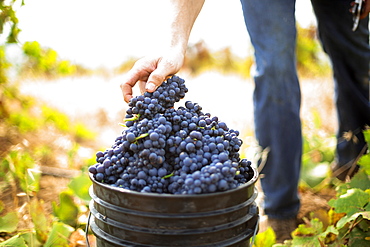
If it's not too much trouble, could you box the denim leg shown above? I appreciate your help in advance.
[240,0,301,219]
[311,0,370,176]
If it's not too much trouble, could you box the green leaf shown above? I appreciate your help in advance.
[25,168,41,194]
[356,214,370,232]
[336,169,370,196]
[328,188,370,216]
[0,234,27,247]
[290,235,321,247]
[346,170,370,192]
[0,211,18,233]
[43,222,74,247]
[346,224,370,246]
[359,128,370,175]
[363,128,370,144]
[289,218,328,246]
[0,200,4,214]
[358,154,370,176]
[293,218,323,236]
[336,212,370,231]
[68,173,92,203]
[353,211,370,221]
[254,227,275,247]
[20,232,43,247]
[52,191,79,227]
[318,225,339,243]
[30,199,50,243]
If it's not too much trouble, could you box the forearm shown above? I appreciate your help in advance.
[165,0,205,55]
[121,0,204,102]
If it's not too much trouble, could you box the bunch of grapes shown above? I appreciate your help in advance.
[125,75,187,120]
[88,75,254,194]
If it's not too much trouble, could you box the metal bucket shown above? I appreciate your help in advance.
[87,166,259,247]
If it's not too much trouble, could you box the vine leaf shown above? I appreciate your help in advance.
[30,198,50,243]
[329,188,370,231]
[291,218,323,246]
[336,171,370,196]
[319,225,339,244]
[328,188,370,216]
[52,191,79,228]
[68,173,92,203]
[43,222,74,247]
[347,224,370,247]
[0,211,18,233]
[359,128,370,175]
[0,234,26,246]
[253,227,276,246]
[359,154,370,176]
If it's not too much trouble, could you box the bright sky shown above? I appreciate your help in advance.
[12,0,316,69]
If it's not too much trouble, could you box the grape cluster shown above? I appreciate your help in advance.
[88,75,254,194]
[125,75,187,120]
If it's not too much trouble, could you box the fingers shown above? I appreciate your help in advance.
[138,80,147,95]
[360,0,370,19]
[121,71,147,103]
[120,59,151,103]
[146,72,167,92]
[121,83,134,103]
[120,53,184,102]
[146,57,182,92]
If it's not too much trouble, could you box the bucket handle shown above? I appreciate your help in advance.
[85,211,92,247]
[250,215,259,247]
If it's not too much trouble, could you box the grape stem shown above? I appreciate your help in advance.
[123,114,140,122]
[135,133,149,140]
[162,172,174,179]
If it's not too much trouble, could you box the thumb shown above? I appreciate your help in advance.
[145,58,182,92]
[146,71,167,93]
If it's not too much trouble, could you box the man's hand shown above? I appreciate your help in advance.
[120,0,204,103]
[360,0,370,19]
[120,52,184,103]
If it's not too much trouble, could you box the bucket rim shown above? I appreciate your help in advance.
[89,165,258,198]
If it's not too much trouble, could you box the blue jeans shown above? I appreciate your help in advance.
[240,0,370,219]
[311,0,370,179]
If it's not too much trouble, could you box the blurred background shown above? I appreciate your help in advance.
[1,0,339,246]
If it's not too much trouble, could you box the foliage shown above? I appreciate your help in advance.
[254,128,370,247]
[0,46,10,84]
[1,2,94,246]
[301,110,336,190]
[52,191,80,228]
[254,227,276,247]
[296,25,330,77]
[20,41,78,78]
[1,26,95,247]
[116,25,330,79]
[0,86,95,245]
[0,211,18,233]
[0,234,26,247]
[182,40,253,78]
[0,0,23,44]
[0,161,92,246]
[1,150,41,195]
[43,222,74,247]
